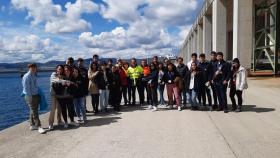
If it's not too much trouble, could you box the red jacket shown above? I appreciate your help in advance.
[119,67,128,86]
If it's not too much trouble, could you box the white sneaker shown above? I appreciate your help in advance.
[152,106,157,111]
[64,123,69,129]
[48,125,54,131]
[38,127,46,134]
[178,107,182,111]
[70,121,79,127]
[148,105,153,110]
[30,126,38,131]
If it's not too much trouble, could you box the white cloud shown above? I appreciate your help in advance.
[79,0,200,58]
[11,0,98,34]
[0,34,60,62]
[100,0,144,24]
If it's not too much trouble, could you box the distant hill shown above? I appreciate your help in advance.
[0,56,175,73]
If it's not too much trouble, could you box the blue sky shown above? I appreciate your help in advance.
[0,0,203,63]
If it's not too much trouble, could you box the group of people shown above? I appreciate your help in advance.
[22,52,248,134]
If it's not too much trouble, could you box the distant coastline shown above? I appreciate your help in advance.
[0,68,55,74]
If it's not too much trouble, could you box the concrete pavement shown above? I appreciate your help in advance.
[0,78,279,158]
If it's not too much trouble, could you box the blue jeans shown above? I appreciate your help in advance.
[73,97,87,120]
[100,90,109,110]
[188,89,198,107]
[158,84,165,105]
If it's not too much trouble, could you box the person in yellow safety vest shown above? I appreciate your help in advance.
[128,58,144,106]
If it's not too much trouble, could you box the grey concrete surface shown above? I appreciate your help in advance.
[0,78,279,158]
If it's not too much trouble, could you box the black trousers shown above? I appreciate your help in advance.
[198,85,212,107]
[229,86,243,107]
[91,94,100,112]
[127,78,132,104]
[120,85,128,105]
[214,83,228,110]
[57,98,75,123]
[210,83,218,107]
[130,79,144,105]
[110,87,121,109]
[147,85,158,106]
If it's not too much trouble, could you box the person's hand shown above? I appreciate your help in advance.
[223,80,227,85]
[66,81,71,86]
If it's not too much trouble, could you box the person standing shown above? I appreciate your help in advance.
[176,57,189,107]
[212,52,231,113]
[22,63,46,134]
[118,62,129,106]
[184,62,203,110]
[127,58,144,106]
[142,63,159,111]
[88,62,100,114]
[77,58,90,113]
[141,59,151,106]
[198,54,213,110]
[158,62,166,106]
[72,67,87,123]
[95,62,110,112]
[108,65,121,111]
[209,51,219,110]
[229,58,248,112]
[49,65,64,130]
[163,64,182,111]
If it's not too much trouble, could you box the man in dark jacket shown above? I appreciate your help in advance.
[198,54,213,110]
[176,57,189,106]
[77,58,90,113]
[209,51,218,109]
[212,52,231,113]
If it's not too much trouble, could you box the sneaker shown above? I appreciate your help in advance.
[38,127,46,134]
[48,125,54,131]
[148,105,153,110]
[178,107,182,111]
[152,106,157,111]
[30,126,38,131]
[70,121,79,127]
[64,123,69,129]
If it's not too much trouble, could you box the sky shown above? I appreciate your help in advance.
[0,0,203,63]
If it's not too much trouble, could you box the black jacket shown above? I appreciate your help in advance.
[162,70,180,84]
[78,66,89,95]
[212,60,231,83]
[108,71,121,90]
[184,70,203,91]
[142,69,159,87]
[95,70,112,90]
[198,61,212,83]
[72,76,87,98]
[176,64,189,78]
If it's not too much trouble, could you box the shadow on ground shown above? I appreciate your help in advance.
[83,116,122,127]
[242,105,275,113]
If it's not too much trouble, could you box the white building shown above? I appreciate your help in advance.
[179,0,280,75]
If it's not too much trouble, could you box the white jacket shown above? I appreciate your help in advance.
[235,66,248,91]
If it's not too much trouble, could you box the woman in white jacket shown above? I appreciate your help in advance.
[229,58,248,112]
